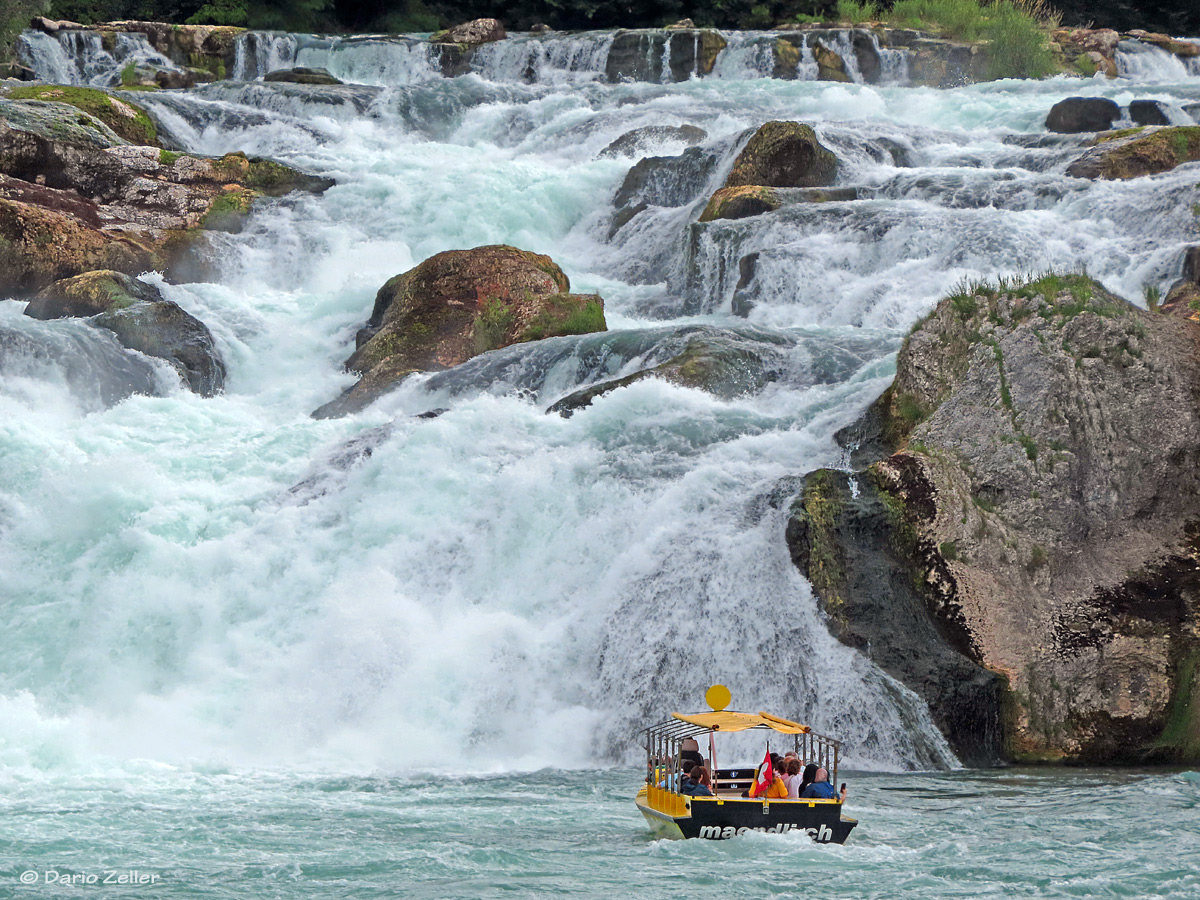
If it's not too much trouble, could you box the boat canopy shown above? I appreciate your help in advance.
[663,710,811,737]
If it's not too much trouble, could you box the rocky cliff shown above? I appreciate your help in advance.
[790,274,1200,764]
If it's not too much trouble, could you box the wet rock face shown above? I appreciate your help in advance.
[724,121,838,189]
[786,468,1005,766]
[316,245,606,418]
[26,270,226,396]
[815,275,1200,764]
[1045,97,1120,133]
[1067,126,1200,180]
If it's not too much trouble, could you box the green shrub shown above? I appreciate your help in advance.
[984,0,1057,79]
[837,0,880,24]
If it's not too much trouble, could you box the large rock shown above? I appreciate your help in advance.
[0,98,333,296]
[906,38,990,87]
[724,121,838,189]
[1066,126,1200,179]
[316,246,607,417]
[432,18,506,45]
[26,270,225,395]
[803,274,1200,764]
[1046,97,1120,134]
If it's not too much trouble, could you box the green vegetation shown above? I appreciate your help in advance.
[835,0,878,24]
[798,468,848,611]
[1156,649,1200,760]
[1144,284,1162,312]
[472,296,516,354]
[881,0,1057,79]
[2,0,48,59]
[939,540,960,562]
[6,84,158,145]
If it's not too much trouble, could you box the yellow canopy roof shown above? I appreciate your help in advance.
[671,710,810,734]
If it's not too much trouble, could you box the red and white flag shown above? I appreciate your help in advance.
[750,748,773,798]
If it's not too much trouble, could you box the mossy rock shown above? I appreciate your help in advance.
[1067,126,1200,180]
[698,185,781,222]
[724,121,838,189]
[25,269,162,319]
[201,187,256,232]
[772,38,800,79]
[0,97,125,150]
[5,86,157,146]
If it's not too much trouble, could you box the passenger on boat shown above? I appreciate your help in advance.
[799,768,839,800]
[783,758,804,798]
[796,762,819,796]
[749,755,788,799]
[680,738,705,767]
[658,758,696,790]
[680,765,714,797]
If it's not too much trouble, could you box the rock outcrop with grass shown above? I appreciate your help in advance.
[790,274,1200,764]
[314,245,607,418]
[1067,126,1200,180]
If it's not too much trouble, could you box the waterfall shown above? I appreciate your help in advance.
[233,31,301,80]
[1115,39,1192,81]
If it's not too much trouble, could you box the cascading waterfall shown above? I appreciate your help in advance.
[4,24,1200,780]
[14,28,180,86]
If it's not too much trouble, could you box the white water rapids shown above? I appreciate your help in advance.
[2,29,1199,777]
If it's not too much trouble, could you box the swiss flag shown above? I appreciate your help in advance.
[750,748,773,798]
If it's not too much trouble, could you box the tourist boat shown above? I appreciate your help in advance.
[635,686,857,842]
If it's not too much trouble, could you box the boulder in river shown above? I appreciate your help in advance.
[698,185,781,222]
[432,18,506,45]
[797,273,1200,764]
[1,84,158,146]
[1128,99,1171,127]
[1066,125,1200,179]
[315,245,607,418]
[1045,97,1120,133]
[26,270,226,395]
[263,67,343,85]
[605,29,726,83]
[723,121,838,189]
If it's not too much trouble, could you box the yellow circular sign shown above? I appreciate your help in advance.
[706,684,732,711]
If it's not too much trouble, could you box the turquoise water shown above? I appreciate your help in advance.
[4,767,1199,898]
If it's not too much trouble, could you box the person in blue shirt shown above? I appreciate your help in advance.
[799,767,843,800]
[680,765,714,797]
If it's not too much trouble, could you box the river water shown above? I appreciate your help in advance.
[2,26,1200,897]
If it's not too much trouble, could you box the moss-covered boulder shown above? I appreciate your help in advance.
[3,85,158,146]
[698,185,781,222]
[1067,126,1200,179]
[724,121,838,189]
[772,38,801,79]
[263,67,343,86]
[315,246,607,418]
[24,269,160,319]
[25,270,226,395]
